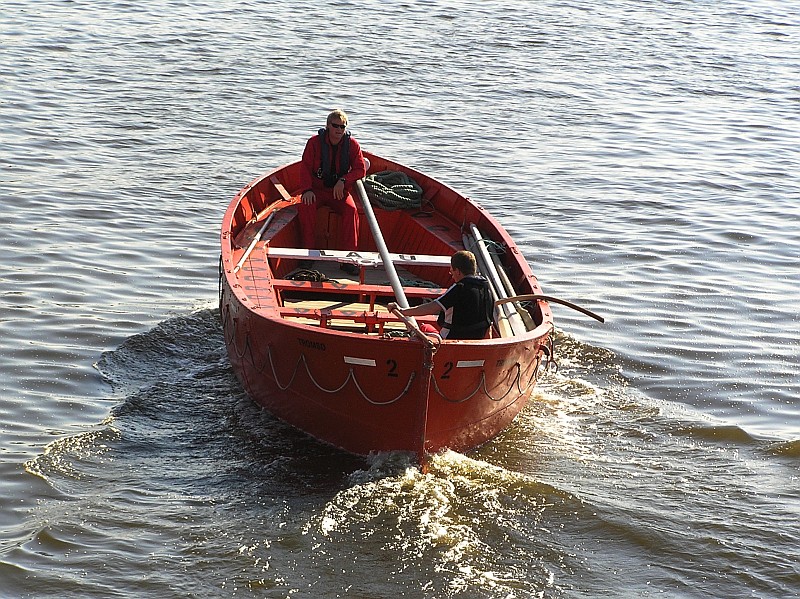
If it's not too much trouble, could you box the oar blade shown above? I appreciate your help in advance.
[233,219,263,248]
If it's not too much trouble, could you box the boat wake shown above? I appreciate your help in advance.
[18,309,797,599]
[297,448,585,597]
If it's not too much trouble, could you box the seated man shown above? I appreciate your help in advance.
[297,108,367,276]
[388,251,494,340]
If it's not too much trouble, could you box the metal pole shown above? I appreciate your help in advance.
[354,180,411,309]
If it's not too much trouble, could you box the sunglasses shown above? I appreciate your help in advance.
[329,123,347,130]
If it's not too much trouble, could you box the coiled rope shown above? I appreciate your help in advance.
[363,170,423,211]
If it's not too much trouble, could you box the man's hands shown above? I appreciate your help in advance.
[333,179,345,200]
[303,180,345,204]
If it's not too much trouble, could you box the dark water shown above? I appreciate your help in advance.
[1,1,798,597]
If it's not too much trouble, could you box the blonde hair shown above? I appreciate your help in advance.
[327,108,348,126]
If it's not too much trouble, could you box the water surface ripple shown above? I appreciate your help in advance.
[1,1,798,597]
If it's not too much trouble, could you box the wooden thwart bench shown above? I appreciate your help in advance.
[265,247,451,267]
[272,279,444,316]
[279,299,439,333]
[266,247,449,331]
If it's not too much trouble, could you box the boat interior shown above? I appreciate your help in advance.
[260,204,455,335]
[252,210,537,337]
[229,172,543,337]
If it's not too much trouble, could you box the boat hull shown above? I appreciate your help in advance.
[221,281,546,456]
[220,152,553,460]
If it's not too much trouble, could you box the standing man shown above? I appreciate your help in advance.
[298,108,366,275]
[389,251,494,340]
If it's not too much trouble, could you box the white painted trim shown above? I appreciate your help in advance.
[456,360,485,368]
[344,357,377,367]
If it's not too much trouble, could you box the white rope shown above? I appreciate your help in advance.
[266,345,415,406]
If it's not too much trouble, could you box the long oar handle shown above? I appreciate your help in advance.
[232,196,298,274]
[233,211,277,274]
[354,180,410,309]
[495,294,605,323]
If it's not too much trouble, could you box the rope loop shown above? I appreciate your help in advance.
[363,170,424,211]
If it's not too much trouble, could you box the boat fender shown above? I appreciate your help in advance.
[315,128,351,188]
[542,336,558,373]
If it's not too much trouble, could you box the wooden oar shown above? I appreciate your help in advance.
[233,210,277,275]
[355,179,432,468]
[232,195,298,274]
[487,242,536,331]
[389,306,438,348]
[234,204,275,248]
[495,294,605,323]
[464,226,526,338]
